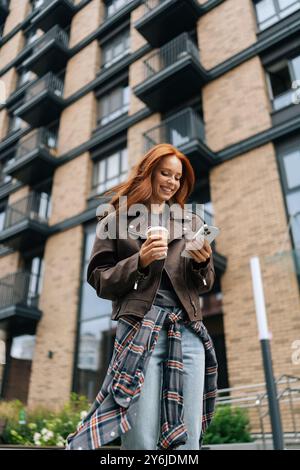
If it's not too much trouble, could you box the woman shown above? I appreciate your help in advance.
[66,143,218,450]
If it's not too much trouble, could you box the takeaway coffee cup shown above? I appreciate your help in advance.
[146,225,169,260]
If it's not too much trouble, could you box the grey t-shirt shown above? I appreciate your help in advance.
[148,209,184,309]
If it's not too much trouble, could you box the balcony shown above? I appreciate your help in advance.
[0,0,9,23]
[134,0,201,47]
[3,128,58,185]
[143,107,216,172]
[0,191,51,251]
[22,25,70,76]
[133,32,207,112]
[14,72,64,127]
[0,271,42,336]
[30,0,76,32]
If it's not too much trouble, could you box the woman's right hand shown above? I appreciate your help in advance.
[138,235,168,269]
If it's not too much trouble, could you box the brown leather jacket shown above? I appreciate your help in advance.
[87,208,216,322]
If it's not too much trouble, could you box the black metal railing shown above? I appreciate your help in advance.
[143,107,205,151]
[24,71,64,102]
[3,191,51,229]
[11,128,57,163]
[0,271,40,309]
[143,32,199,80]
[32,24,69,53]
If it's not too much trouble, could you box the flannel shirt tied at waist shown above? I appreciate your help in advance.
[66,305,218,450]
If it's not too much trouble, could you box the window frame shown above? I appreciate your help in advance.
[97,84,130,126]
[91,147,128,196]
[254,0,300,31]
[101,28,130,70]
[265,52,300,110]
[276,140,300,251]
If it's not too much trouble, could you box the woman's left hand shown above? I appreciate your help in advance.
[187,238,212,264]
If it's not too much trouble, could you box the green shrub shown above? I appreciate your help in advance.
[0,393,90,447]
[203,405,253,445]
[0,399,24,422]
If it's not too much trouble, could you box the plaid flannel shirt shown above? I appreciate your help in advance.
[66,305,218,450]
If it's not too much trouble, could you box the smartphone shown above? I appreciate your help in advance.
[181,224,220,258]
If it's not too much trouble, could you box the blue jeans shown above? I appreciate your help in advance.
[120,307,205,450]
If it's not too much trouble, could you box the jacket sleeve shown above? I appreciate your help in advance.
[87,223,149,301]
[188,254,216,294]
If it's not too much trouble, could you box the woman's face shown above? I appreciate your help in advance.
[151,155,183,204]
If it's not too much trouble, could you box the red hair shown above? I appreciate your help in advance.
[99,143,195,216]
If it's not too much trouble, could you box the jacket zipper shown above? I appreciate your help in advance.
[133,252,166,292]
[133,270,147,290]
[191,256,207,286]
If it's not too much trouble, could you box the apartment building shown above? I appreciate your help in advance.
[0,0,300,434]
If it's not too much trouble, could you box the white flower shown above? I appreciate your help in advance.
[80,411,88,420]
[34,432,42,446]
[39,428,54,442]
[56,436,65,447]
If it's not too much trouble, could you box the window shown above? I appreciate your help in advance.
[10,335,36,361]
[266,54,300,110]
[0,22,5,39]
[74,225,117,401]
[101,29,130,69]
[105,0,133,19]
[0,160,12,186]
[17,69,36,89]
[279,147,300,249]
[25,256,45,306]
[0,338,5,365]
[7,114,27,135]
[46,129,58,149]
[44,124,59,150]
[3,334,36,402]
[92,148,128,195]
[0,201,7,231]
[24,28,42,48]
[254,0,300,31]
[98,85,130,125]
[35,192,52,221]
[31,0,44,11]
[0,0,9,37]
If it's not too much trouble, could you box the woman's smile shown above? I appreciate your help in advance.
[160,186,174,195]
